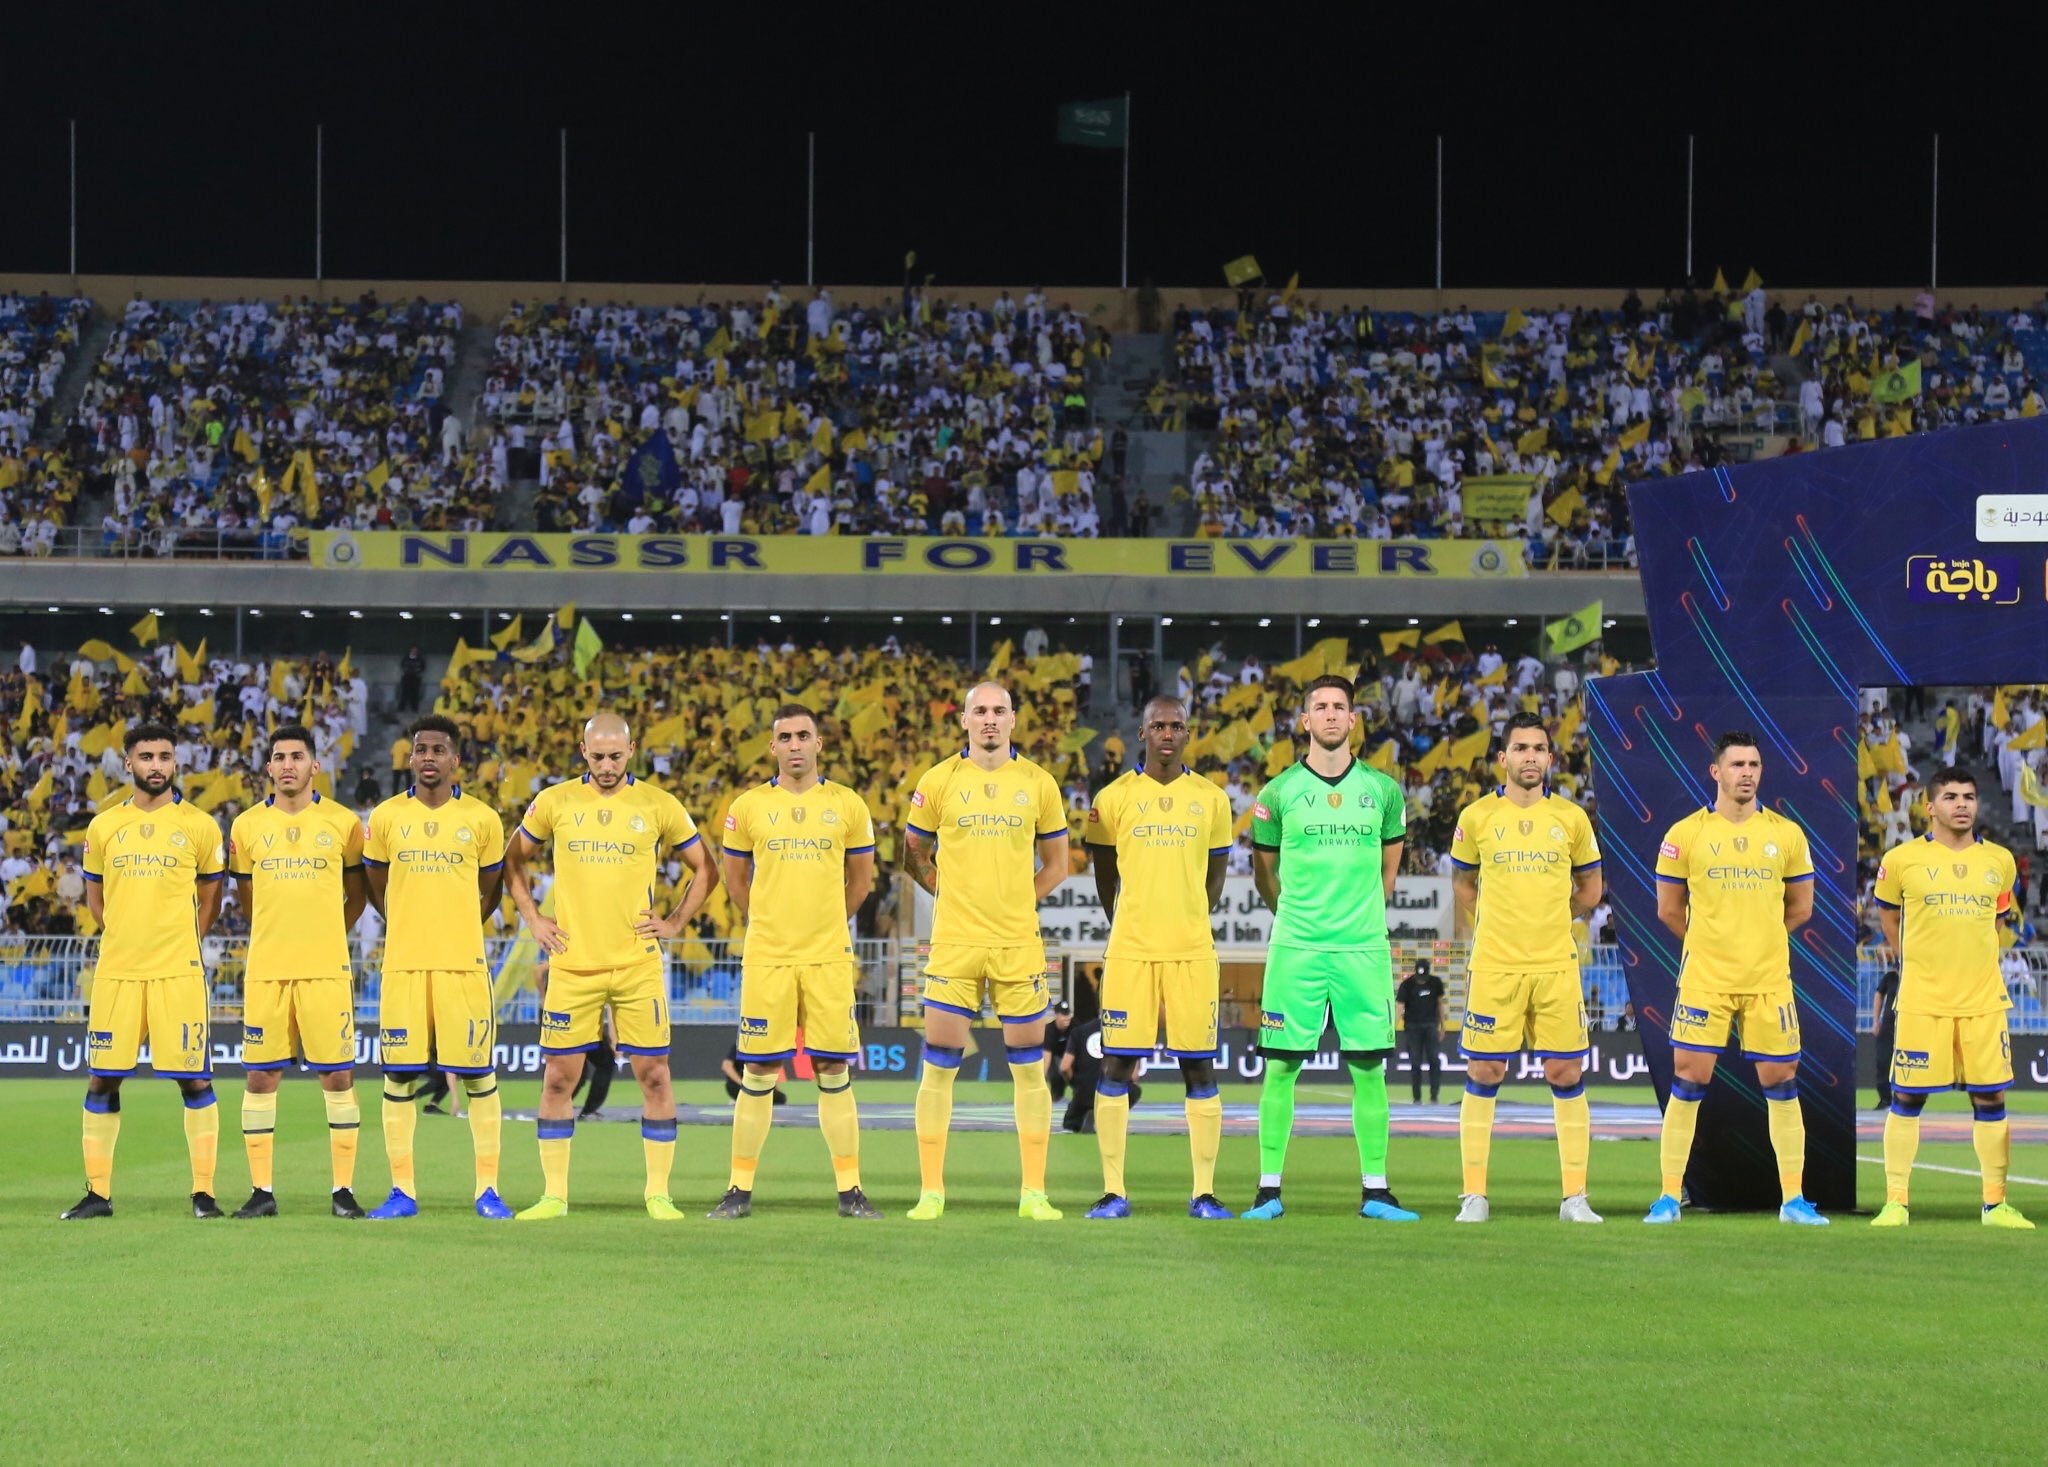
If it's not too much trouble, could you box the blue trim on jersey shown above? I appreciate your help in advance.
[1890,1081,1958,1095]
[478,860,504,873]
[922,998,979,1019]
[1529,1047,1593,1060]
[1784,872,1815,882]
[1458,1043,1522,1060]
[1871,896,1900,909]
[1653,873,1686,884]
[88,1065,135,1077]
[616,1044,670,1057]
[1036,829,1065,840]
[722,845,754,861]
[1572,860,1602,871]
[241,1059,291,1072]
[1965,1082,2014,1094]
[1447,857,1479,870]
[81,871,103,882]
[737,1047,798,1063]
[196,871,224,883]
[150,1068,213,1081]
[844,844,876,856]
[1101,1045,1156,1057]
[361,857,388,868]
[673,834,701,852]
[517,824,541,845]
[380,1064,430,1075]
[905,822,936,839]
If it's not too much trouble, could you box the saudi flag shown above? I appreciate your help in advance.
[1057,98,1127,148]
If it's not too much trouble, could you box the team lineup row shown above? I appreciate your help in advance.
[59,676,2032,1229]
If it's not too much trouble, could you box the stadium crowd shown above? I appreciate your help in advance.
[0,294,94,552]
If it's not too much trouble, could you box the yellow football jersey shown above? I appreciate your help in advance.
[229,793,363,981]
[906,749,1066,948]
[82,793,227,981]
[364,786,505,973]
[1448,789,1601,969]
[1654,807,1814,992]
[520,773,700,972]
[1084,768,1232,961]
[723,778,876,963]
[1874,834,2015,1016]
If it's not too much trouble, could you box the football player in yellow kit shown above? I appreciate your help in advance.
[710,703,880,1219]
[1871,767,2033,1229]
[902,682,1070,1221]
[506,712,716,1221]
[227,725,369,1219]
[62,722,229,1220]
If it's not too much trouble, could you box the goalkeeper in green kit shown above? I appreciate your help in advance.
[1242,675,1417,1222]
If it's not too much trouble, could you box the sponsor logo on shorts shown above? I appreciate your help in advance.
[383,1027,408,1045]
[1259,1010,1286,1032]
[88,1030,113,1050]
[1464,1012,1496,1034]
[1675,1004,1711,1027]
[1102,1008,1128,1030]
[540,1010,572,1031]
[245,1025,265,1043]
[739,1015,770,1036]
[1895,1049,1931,1072]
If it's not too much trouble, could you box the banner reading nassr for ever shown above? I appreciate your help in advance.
[310,531,1524,579]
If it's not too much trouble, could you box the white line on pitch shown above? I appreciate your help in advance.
[1856,1154,2048,1187]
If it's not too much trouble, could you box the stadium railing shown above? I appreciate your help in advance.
[6,939,2028,1033]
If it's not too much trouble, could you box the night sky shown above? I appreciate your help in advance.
[2,17,2022,292]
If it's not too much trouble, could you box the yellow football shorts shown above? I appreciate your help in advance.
[1891,1010,2013,1094]
[378,968,496,1075]
[540,957,669,1057]
[923,940,1051,1024]
[243,977,357,1072]
[737,959,859,1062]
[1669,985,1801,1061]
[1100,956,1220,1057]
[86,974,212,1078]
[1459,967,1590,1060]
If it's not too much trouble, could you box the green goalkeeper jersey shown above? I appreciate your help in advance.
[1250,758,1406,951]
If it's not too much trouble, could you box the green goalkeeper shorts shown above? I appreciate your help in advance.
[1256,945,1395,1055]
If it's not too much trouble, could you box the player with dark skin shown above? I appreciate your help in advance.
[1089,697,1228,1104]
[364,725,505,927]
[237,734,368,1114]
[80,737,225,1145]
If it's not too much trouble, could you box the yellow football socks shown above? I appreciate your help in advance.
[1762,1083,1805,1203]
[325,1086,360,1192]
[241,1088,277,1192]
[728,1075,777,1192]
[382,1076,419,1196]
[815,1073,862,1191]
[82,1092,119,1198]
[1095,1080,1131,1196]
[464,1078,502,1197]
[1658,1077,1707,1198]
[536,1116,574,1201]
[1185,1084,1223,1198]
[1009,1047,1052,1194]
[1552,1082,1590,1198]
[1883,1107,1920,1206]
[1460,1079,1499,1196]
[915,1045,962,1196]
[642,1115,678,1199]
[1973,1103,2010,1208]
[183,1088,220,1196]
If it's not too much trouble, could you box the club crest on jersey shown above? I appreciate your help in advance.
[630,815,646,832]
[1357,792,1374,808]
[821,808,838,824]
[1188,800,1203,815]
[424,821,439,838]
[1550,825,1564,840]
[1327,792,1343,808]
[456,827,472,843]
[140,823,155,839]
[1955,862,1969,879]
[984,783,999,799]
[1985,869,2002,887]
[316,830,333,847]
[1764,842,1779,858]
[170,831,186,847]
[1013,791,1029,807]
[598,808,613,827]
[1518,819,1534,836]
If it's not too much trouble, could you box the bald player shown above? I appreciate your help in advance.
[902,681,1070,1222]
[505,713,716,1221]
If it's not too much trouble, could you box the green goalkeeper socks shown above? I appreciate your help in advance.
[1257,1056,1302,1181]
[1348,1058,1390,1181]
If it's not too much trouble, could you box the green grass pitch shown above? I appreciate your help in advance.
[2,1078,2041,1461]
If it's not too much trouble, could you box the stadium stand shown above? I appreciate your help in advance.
[0,294,94,550]
[69,294,475,556]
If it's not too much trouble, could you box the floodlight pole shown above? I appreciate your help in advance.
[1930,132,1939,293]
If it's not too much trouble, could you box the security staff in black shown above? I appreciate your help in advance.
[1396,959,1447,1102]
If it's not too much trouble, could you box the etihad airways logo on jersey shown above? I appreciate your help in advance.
[1302,822,1381,840]
[565,839,641,856]
[1132,823,1202,839]
[109,852,184,871]
[955,813,1026,830]
[764,836,838,853]
[1704,865,1776,881]
[1919,891,1997,910]
[255,855,333,873]
[1489,849,1564,866]
[397,849,468,866]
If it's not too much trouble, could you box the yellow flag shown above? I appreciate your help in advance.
[1057,726,1098,755]
[1247,703,1274,737]
[1788,319,1811,357]
[1515,425,1549,456]
[1618,419,1651,450]
[1220,682,1263,715]
[1502,308,1528,338]
[366,460,391,493]
[1547,485,1586,527]
[849,703,891,742]
[121,666,148,697]
[554,602,577,630]
[803,463,831,497]
[2009,720,2047,753]
[490,615,525,650]
[76,638,118,662]
[290,448,319,517]
[986,639,1014,678]
[1273,648,1323,684]
[337,648,353,684]
[175,639,207,682]
[1379,628,1421,656]
[1710,267,1729,293]
[1739,268,1761,295]
[129,612,160,646]
[1423,620,1465,647]
[232,426,258,463]
[177,700,215,727]
[25,769,54,808]
[1448,727,1492,770]
[268,660,289,700]
[1366,739,1398,775]
[1264,739,1296,776]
